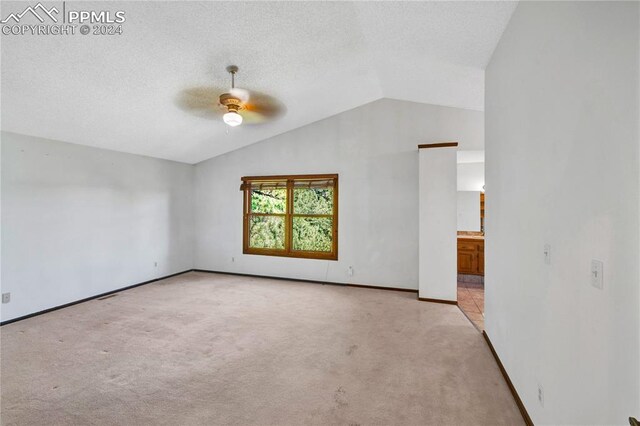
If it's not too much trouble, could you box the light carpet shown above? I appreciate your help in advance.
[1,271,523,425]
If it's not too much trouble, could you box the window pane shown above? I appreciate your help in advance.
[292,217,333,252]
[293,187,333,215]
[251,188,286,214]
[249,216,285,250]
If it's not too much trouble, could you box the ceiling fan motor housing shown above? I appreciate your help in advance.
[219,92,242,113]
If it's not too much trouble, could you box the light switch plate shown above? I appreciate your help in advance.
[591,260,604,289]
[1,293,10,304]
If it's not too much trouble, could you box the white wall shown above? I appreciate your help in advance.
[194,98,483,289]
[457,162,484,192]
[1,132,194,322]
[485,2,639,424]
[419,147,457,301]
[457,191,481,232]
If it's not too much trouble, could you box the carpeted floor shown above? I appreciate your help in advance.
[1,272,524,425]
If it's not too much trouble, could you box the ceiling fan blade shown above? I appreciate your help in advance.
[175,86,225,119]
[241,92,286,122]
[238,109,270,124]
[229,87,250,103]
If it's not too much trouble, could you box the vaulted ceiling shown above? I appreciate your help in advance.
[1,1,517,164]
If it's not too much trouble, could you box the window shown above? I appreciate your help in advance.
[241,174,338,260]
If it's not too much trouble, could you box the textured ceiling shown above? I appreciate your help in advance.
[1,1,517,164]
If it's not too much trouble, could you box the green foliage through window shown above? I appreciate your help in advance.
[249,216,285,249]
[251,189,286,214]
[294,188,333,215]
[292,217,332,251]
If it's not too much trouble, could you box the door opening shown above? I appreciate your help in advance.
[456,153,485,330]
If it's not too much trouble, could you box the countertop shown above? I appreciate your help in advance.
[457,233,485,240]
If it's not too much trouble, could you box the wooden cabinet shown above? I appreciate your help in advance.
[457,237,484,275]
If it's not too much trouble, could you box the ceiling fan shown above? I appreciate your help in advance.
[176,65,285,127]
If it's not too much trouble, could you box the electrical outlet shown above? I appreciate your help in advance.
[231,257,235,263]
[591,260,604,289]
[544,244,551,265]
[347,266,354,277]
[538,384,544,407]
[2,293,10,304]
[154,261,158,267]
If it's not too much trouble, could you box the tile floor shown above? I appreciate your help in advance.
[457,281,484,331]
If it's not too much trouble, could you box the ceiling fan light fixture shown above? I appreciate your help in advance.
[223,111,243,127]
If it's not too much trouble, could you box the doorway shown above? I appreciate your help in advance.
[456,152,485,330]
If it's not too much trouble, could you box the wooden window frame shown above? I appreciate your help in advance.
[241,174,338,260]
